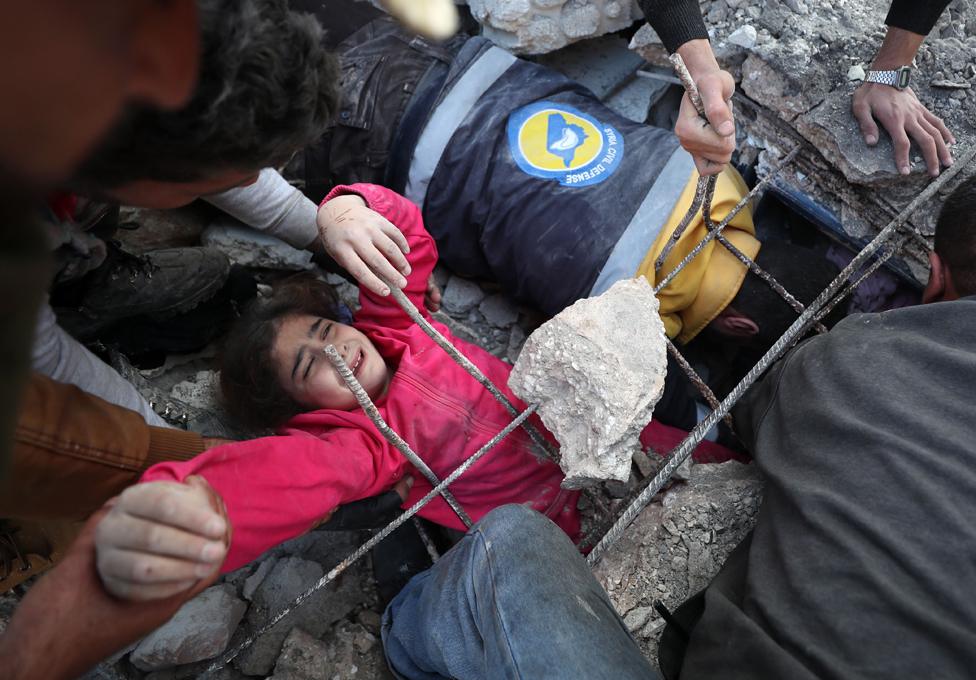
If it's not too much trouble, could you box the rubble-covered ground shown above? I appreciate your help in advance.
[3,1,973,677]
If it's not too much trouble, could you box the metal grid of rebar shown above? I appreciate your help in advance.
[203,60,975,674]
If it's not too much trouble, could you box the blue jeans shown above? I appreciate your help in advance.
[382,505,661,679]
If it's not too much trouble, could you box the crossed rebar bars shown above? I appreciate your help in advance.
[201,57,973,675]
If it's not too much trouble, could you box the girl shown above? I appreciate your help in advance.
[142,184,581,571]
[142,183,736,572]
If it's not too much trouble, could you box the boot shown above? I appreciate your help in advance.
[0,519,81,593]
[78,246,231,324]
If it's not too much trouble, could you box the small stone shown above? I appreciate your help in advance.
[632,450,656,478]
[441,277,485,314]
[931,79,971,90]
[847,64,865,81]
[243,557,277,601]
[782,0,808,14]
[727,25,757,49]
[131,586,247,671]
[270,628,332,680]
[479,294,519,327]
[623,606,653,633]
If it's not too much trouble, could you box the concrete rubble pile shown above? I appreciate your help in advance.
[509,278,668,487]
[629,0,976,279]
[467,0,646,54]
[593,462,764,659]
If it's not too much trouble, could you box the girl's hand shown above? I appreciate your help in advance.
[317,194,412,296]
[94,476,230,601]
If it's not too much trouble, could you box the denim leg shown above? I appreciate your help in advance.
[382,505,661,680]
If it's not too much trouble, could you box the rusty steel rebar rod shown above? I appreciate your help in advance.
[664,338,734,432]
[205,404,539,675]
[323,344,473,528]
[713,232,830,335]
[587,143,976,567]
[387,285,558,461]
[653,145,802,296]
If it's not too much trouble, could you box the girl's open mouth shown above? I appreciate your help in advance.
[351,349,364,377]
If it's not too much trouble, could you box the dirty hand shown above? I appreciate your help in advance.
[317,194,411,297]
[0,503,223,680]
[852,83,954,176]
[95,476,230,601]
[425,274,442,312]
[674,68,736,176]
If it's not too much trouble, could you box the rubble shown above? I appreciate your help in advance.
[627,0,976,278]
[440,275,486,314]
[594,461,763,658]
[234,555,364,676]
[468,0,644,54]
[509,278,667,486]
[130,586,247,671]
[478,294,519,327]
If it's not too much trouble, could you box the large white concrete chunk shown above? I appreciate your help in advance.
[469,0,645,55]
[508,277,667,487]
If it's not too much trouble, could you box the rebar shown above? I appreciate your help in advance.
[387,285,558,460]
[587,143,975,567]
[323,344,472,528]
[204,404,538,675]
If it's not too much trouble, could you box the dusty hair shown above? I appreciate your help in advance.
[220,273,340,429]
[728,240,845,350]
[74,0,339,187]
[934,176,976,297]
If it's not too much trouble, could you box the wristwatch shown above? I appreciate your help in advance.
[865,66,912,90]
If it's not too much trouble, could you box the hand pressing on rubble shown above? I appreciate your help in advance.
[852,26,954,177]
[95,476,230,601]
[673,39,736,176]
[318,193,412,297]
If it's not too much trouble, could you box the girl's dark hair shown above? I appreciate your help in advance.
[220,273,340,429]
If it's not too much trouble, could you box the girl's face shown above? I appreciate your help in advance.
[272,313,391,411]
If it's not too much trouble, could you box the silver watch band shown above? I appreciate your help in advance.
[865,66,911,90]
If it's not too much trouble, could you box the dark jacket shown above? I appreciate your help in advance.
[664,298,976,678]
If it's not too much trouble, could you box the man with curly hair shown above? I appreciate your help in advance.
[2,0,341,594]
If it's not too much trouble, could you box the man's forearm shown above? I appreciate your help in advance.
[871,26,926,69]
[639,0,708,54]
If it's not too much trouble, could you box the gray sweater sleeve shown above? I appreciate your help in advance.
[638,0,709,54]
[31,300,169,428]
[204,168,319,249]
[885,0,951,36]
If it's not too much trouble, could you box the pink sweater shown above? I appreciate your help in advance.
[143,184,580,571]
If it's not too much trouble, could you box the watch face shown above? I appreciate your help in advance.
[897,68,911,89]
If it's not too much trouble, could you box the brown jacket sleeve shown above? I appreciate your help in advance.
[0,373,204,520]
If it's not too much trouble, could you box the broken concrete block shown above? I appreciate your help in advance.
[130,586,247,671]
[233,556,364,676]
[594,461,763,660]
[469,0,644,55]
[508,277,667,487]
[441,276,485,314]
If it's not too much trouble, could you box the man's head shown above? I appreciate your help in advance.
[924,176,976,303]
[707,240,844,350]
[73,0,340,209]
[0,1,199,195]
